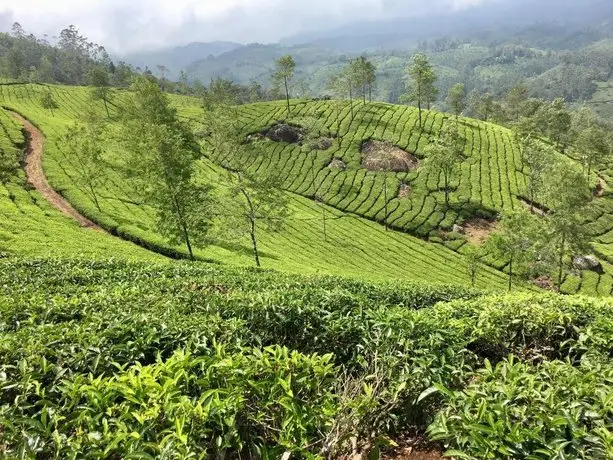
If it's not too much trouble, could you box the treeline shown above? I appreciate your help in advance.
[0,23,136,87]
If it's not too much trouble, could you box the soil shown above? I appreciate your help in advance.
[520,199,547,217]
[329,158,347,170]
[362,140,419,172]
[463,217,498,245]
[265,122,305,143]
[9,111,102,231]
[383,448,443,459]
[596,177,606,197]
[398,183,412,198]
[533,275,555,291]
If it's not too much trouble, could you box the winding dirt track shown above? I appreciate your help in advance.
[10,111,103,231]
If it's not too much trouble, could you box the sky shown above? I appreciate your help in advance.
[0,0,493,53]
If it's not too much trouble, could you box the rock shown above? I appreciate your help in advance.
[266,123,301,143]
[328,158,346,170]
[453,224,464,234]
[572,255,604,273]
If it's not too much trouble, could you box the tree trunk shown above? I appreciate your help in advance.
[369,84,372,102]
[284,76,290,116]
[417,101,422,129]
[444,174,449,208]
[557,235,566,289]
[171,194,194,261]
[103,98,110,118]
[321,200,327,242]
[383,174,388,231]
[183,223,194,261]
[250,216,260,267]
[508,258,513,292]
[363,83,366,104]
[89,184,101,211]
[349,86,354,122]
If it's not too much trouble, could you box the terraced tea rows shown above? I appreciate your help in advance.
[0,83,510,289]
[0,105,159,260]
[210,99,613,295]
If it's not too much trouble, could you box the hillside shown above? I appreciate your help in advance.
[2,83,613,294]
[1,81,613,457]
[0,83,513,290]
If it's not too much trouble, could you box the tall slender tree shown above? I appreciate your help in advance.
[120,76,214,260]
[61,114,106,211]
[273,55,296,116]
[88,66,112,118]
[402,53,438,128]
[422,124,463,208]
[486,210,545,291]
[447,83,466,120]
[543,161,591,288]
[222,170,290,267]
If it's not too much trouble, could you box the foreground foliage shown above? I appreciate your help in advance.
[1,257,612,458]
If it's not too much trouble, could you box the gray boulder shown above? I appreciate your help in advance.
[572,255,604,274]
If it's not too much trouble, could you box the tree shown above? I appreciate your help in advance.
[202,78,239,109]
[88,66,112,118]
[273,55,296,116]
[469,91,497,122]
[486,210,545,291]
[222,170,290,267]
[543,161,591,288]
[422,124,463,208]
[447,83,466,119]
[506,83,529,121]
[519,135,552,212]
[39,89,59,115]
[402,53,438,128]
[156,64,169,90]
[464,246,481,288]
[329,62,359,124]
[576,126,610,176]
[61,115,106,211]
[178,70,190,95]
[352,56,376,103]
[120,76,214,260]
[298,114,330,239]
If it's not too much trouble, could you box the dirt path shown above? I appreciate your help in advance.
[10,111,102,231]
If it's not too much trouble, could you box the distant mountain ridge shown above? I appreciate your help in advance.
[122,41,243,77]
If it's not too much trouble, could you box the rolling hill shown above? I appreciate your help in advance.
[1,81,613,458]
[1,83,612,295]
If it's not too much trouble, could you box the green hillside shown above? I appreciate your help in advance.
[0,83,514,290]
[2,82,611,294]
[1,82,613,457]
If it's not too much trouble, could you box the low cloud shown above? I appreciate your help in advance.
[1,0,493,53]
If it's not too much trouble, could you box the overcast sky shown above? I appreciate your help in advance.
[0,0,493,53]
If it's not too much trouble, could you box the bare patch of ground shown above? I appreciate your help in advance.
[9,111,102,231]
[329,158,346,170]
[520,199,547,217]
[384,448,443,460]
[257,122,334,150]
[463,217,498,245]
[362,140,419,172]
[533,275,555,291]
[595,176,606,197]
[398,183,412,198]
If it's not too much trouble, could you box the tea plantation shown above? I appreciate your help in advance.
[1,258,612,458]
[2,83,613,293]
[1,82,613,458]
